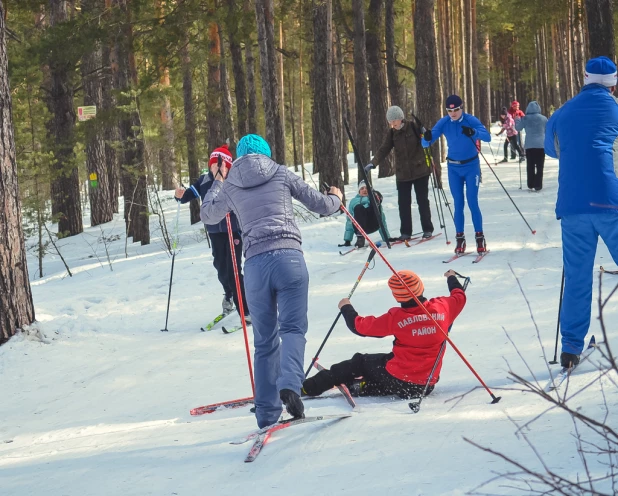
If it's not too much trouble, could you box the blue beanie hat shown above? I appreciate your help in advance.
[236,134,272,158]
[445,94,463,109]
[584,56,617,87]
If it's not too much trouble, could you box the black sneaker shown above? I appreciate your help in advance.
[422,231,433,239]
[560,352,580,369]
[354,236,365,248]
[498,158,508,163]
[398,234,412,241]
[519,156,525,163]
[280,389,305,419]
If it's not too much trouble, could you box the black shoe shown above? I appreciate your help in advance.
[475,231,487,253]
[499,158,508,164]
[560,352,580,369]
[398,234,412,241]
[348,381,366,397]
[422,231,433,239]
[519,157,525,163]
[455,232,466,254]
[280,389,305,419]
[354,236,365,248]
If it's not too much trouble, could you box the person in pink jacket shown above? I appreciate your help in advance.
[496,107,525,163]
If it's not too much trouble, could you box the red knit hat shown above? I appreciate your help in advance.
[209,144,233,168]
[388,270,424,302]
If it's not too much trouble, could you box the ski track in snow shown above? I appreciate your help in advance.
[1,130,618,495]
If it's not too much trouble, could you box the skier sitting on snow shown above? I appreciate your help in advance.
[339,180,390,248]
[302,269,466,399]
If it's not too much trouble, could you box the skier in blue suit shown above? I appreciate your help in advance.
[545,56,618,368]
[422,95,491,254]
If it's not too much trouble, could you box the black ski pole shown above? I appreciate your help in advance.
[161,201,181,332]
[343,119,391,248]
[409,274,470,413]
[422,146,452,244]
[305,245,380,378]
[472,138,537,235]
[549,268,565,364]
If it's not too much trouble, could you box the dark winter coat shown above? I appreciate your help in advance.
[177,172,240,234]
[201,154,341,259]
[370,120,439,183]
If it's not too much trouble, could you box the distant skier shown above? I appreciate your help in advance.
[509,100,526,158]
[367,105,439,240]
[175,144,250,322]
[545,56,618,368]
[515,101,547,191]
[201,134,343,428]
[421,94,491,254]
[302,269,466,399]
[339,180,390,248]
[496,107,525,163]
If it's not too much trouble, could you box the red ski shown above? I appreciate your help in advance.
[442,252,472,263]
[190,396,254,416]
[313,361,357,409]
[472,250,490,264]
[407,233,442,247]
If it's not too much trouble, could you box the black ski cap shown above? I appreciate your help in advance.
[445,95,463,109]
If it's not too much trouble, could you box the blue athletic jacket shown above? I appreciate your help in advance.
[421,113,491,162]
[545,83,618,218]
[177,172,240,233]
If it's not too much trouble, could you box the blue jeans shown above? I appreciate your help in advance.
[447,160,483,233]
[561,214,618,354]
[244,249,309,428]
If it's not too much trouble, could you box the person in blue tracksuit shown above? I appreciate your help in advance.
[545,56,618,368]
[421,94,491,254]
[175,144,250,321]
[339,181,390,248]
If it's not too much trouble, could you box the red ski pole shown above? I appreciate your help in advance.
[226,213,255,396]
[334,197,500,404]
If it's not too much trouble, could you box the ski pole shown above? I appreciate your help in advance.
[409,275,470,413]
[344,119,391,248]
[423,147,451,244]
[226,213,256,395]
[473,138,537,235]
[333,196,500,404]
[305,245,380,378]
[518,151,523,190]
[549,268,565,364]
[161,201,182,332]
[423,147,455,222]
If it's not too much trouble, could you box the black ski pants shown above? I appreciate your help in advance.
[303,352,434,399]
[504,135,524,159]
[352,203,380,237]
[397,175,434,236]
[526,148,545,190]
[210,232,249,315]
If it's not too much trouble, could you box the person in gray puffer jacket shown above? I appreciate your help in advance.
[515,101,548,191]
[201,134,343,428]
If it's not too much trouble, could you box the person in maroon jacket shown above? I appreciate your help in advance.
[302,269,466,399]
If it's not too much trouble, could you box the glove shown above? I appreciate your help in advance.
[338,240,352,247]
[421,138,430,149]
[461,126,475,137]
[423,129,432,142]
[364,163,376,172]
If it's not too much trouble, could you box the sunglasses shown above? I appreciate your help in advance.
[446,107,462,113]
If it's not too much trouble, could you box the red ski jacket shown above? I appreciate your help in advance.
[343,283,466,385]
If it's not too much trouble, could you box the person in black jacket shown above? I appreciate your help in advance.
[175,144,250,321]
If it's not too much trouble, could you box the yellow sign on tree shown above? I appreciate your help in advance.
[89,172,98,189]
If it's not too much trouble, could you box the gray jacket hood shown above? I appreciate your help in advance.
[227,154,278,189]
[526,101,542,114]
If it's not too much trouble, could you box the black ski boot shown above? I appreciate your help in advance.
[475,232,487,254]
[560,352,580,369]
[354,236,365,248]
[455,232,466,254]
[280,389,305,419]
[422,231,433,239]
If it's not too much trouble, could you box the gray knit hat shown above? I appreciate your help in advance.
[386,106,405,122]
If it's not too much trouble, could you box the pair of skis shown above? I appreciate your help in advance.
[200,309,234,332]
[442,250,490,264]
[544,336,597,392]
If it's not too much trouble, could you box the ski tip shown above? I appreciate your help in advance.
[590,335,596,346]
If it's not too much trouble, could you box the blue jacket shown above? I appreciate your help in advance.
[201,154,341,259]
[545,83,618,217]
[343,192,390,242]
[178,172,240,234]
[422,113,491,162]
[515,101,547,149]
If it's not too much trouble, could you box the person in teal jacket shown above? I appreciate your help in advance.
[340,181,390,248]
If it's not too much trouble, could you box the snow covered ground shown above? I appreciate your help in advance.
[2,135,617,495]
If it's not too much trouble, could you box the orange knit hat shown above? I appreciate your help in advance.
[388,270,424,302]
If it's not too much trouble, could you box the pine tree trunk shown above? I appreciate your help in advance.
[299,4,306,178]
[311,0,343,192]
[245,42,258,134]
[254,0,285,163]
[366,0,393,177]
[226,0,248,137]
[0,0,35,345]
[336,32,350,185]
[414,0,441,165]
[385,0,401,106]
[181,39,201,225]
[101,42,119,213]
[47,0,83,237]
[477,30,491,129]
[585,0,614,60]
[207,22,223,150]
[82,0,113,227]
[220,33,237,151]
[352,0,370,175]
[470,0,479,116]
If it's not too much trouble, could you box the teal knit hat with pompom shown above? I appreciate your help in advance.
[236,134,272,158]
